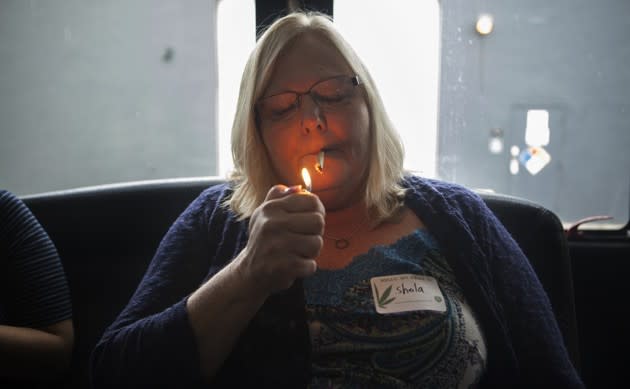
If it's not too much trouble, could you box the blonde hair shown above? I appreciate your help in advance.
[227,11,406,222]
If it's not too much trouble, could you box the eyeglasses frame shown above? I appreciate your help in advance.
[255,74,361,124]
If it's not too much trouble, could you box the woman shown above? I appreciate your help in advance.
[91,12,583,388]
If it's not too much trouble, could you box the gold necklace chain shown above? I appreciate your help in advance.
[323,215,368,249]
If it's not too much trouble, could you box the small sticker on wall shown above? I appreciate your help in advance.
[519,146,551,175]
[525,109,550,147]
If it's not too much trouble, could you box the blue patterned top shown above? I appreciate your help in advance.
[304,229,487,388]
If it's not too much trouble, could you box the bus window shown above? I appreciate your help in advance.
[334,0,629,230]
[0,1,220,195]
[217,0,255,178]
[435,0,630,229]
[335,0,440,178]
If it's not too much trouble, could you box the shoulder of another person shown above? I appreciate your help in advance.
[0,189,20,209]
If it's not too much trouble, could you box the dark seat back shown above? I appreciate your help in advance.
[22,178,224,388]
[21,178,579,387]
[480,192,580,371]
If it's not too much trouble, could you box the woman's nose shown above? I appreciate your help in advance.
[300,94,326,134]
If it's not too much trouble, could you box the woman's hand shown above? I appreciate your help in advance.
[237,184,325,295]
[186,184,324,381]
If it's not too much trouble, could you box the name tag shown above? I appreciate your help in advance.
[370,274,446,314]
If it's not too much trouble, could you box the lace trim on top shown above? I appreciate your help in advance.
[304,229,487,388]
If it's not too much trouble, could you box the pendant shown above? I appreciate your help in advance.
[334,239,350,249]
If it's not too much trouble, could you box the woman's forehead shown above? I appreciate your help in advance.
[264,33,351,93]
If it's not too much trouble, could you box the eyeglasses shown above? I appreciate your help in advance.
[256,75,361,123]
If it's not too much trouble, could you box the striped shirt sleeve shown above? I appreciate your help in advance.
[0,190,72,328]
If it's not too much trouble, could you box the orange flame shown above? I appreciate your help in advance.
[301,168,312,192]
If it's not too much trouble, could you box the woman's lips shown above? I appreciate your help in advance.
[299,153,322,174]
[298,147,343,189]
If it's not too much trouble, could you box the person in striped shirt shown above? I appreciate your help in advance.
[0,189,73,382]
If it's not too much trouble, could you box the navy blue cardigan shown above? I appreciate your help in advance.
[91,176,583,388]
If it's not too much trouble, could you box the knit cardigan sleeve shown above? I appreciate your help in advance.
[464,189,584,387]
[403,176,583,388]
[90,184,240,388]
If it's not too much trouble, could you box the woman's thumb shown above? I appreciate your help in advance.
[265,184,302,201]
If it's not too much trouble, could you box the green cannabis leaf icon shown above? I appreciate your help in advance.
[375,284,396,308]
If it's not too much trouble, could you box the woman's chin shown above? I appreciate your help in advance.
[314,185,360,211]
